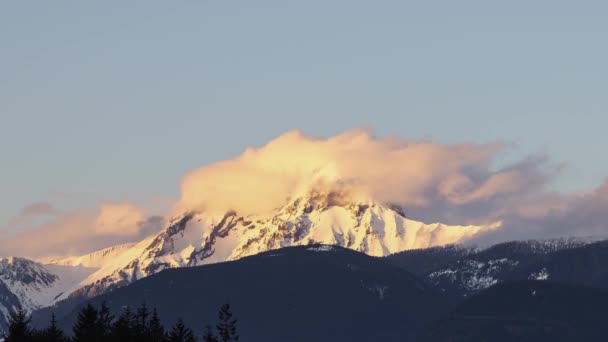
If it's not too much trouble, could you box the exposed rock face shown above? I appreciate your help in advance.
[63,190,497,299]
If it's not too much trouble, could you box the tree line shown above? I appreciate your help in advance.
[4,302,238,342]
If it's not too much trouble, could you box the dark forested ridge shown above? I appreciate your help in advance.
[385,238,608,302]
[421,280,608,341]
[20,241,608,341]
[32,246,447,342]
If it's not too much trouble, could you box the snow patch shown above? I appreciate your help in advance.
[360,280,389,300]
[428,258,519,292]
[529,268,549,280]
[307,245,335,252]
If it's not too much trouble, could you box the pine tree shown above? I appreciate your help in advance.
[147,307,167,342]
[97,302,113,339]
[41,313,66,342]
[111,306,136,342]
[134,302,150,341]
[202,325,218,342]
[168,318,196,342]
[72,303,101,342]
[4,306,32,342]
[216,304,238,342]
[30,329,46,342]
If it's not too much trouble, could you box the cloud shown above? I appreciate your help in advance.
[3,128,608,259]
[19,202,59,217]
[178,127,608,242]
[0,201,164,259]
[471,179,608,244]
[94,202,148,236]
[0,201,61,234]
[176,128,554,220]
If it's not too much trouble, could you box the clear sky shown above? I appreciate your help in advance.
[1,1,607,226]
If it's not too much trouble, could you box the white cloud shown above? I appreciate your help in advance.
[176,128,552,219]
[3,128,608,259]
[0,201,163,259]
[472,179,608,244]
[94,202,148,236]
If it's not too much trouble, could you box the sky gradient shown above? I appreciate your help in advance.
[1,1,607,231]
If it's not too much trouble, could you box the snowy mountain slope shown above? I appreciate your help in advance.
[386,238,596,302]
[59,190,499,299]
[0,257,104,333]
[0,189,497,330]
[1,205,603,337]
[0,258,58,313]
[0,258,69,332]
[45,242,137,268]
[425,238,594,297]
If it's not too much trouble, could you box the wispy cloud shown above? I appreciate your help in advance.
[471,179,608,244]
[0,201,163,259]
[1,128,607,259]
[0,201,61,234]
[19,202,59,217]
[176,128,555,221]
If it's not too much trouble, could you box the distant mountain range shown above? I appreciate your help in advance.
[0,190,495,331]
[385,237,603,303]
[2,190,608,339]
[30,241,608,341]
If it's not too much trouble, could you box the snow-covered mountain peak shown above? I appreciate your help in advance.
[276,187,402,220]
[0,257,65,331]
[0,191,500,332]
[60,194,499,300]
[0,257,58,287]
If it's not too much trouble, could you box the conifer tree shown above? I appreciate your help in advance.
[4,306,32,342]
[1,302,243,342]
[111,306,137,342]
[216,304,238,342]
[72,303,101,342]
[134,302,150,341]
[41,313,66,342]
[202,325,218,342]
[168,318,196,342]
[97,302,113,339]
[147,307,167,342]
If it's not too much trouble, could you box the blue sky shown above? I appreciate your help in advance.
[1,1,607,227]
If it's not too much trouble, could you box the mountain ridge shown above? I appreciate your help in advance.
[33,245,449,342]
[56,190,498,300]
[0,190,498,333]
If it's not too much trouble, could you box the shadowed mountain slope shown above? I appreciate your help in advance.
[34,245,448,342]
[422,280,608,342]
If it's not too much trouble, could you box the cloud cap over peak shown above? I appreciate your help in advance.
[177,128,552,219]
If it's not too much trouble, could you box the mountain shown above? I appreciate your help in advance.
[0,257,59,316]
[0,258,60,332]
[7,235,608,338]
[49,190,497,300]
[385,238,597,302]
[0,190,495,333]
[34,245,449,342]
[0,256,103,333]
[422,280,608,341]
